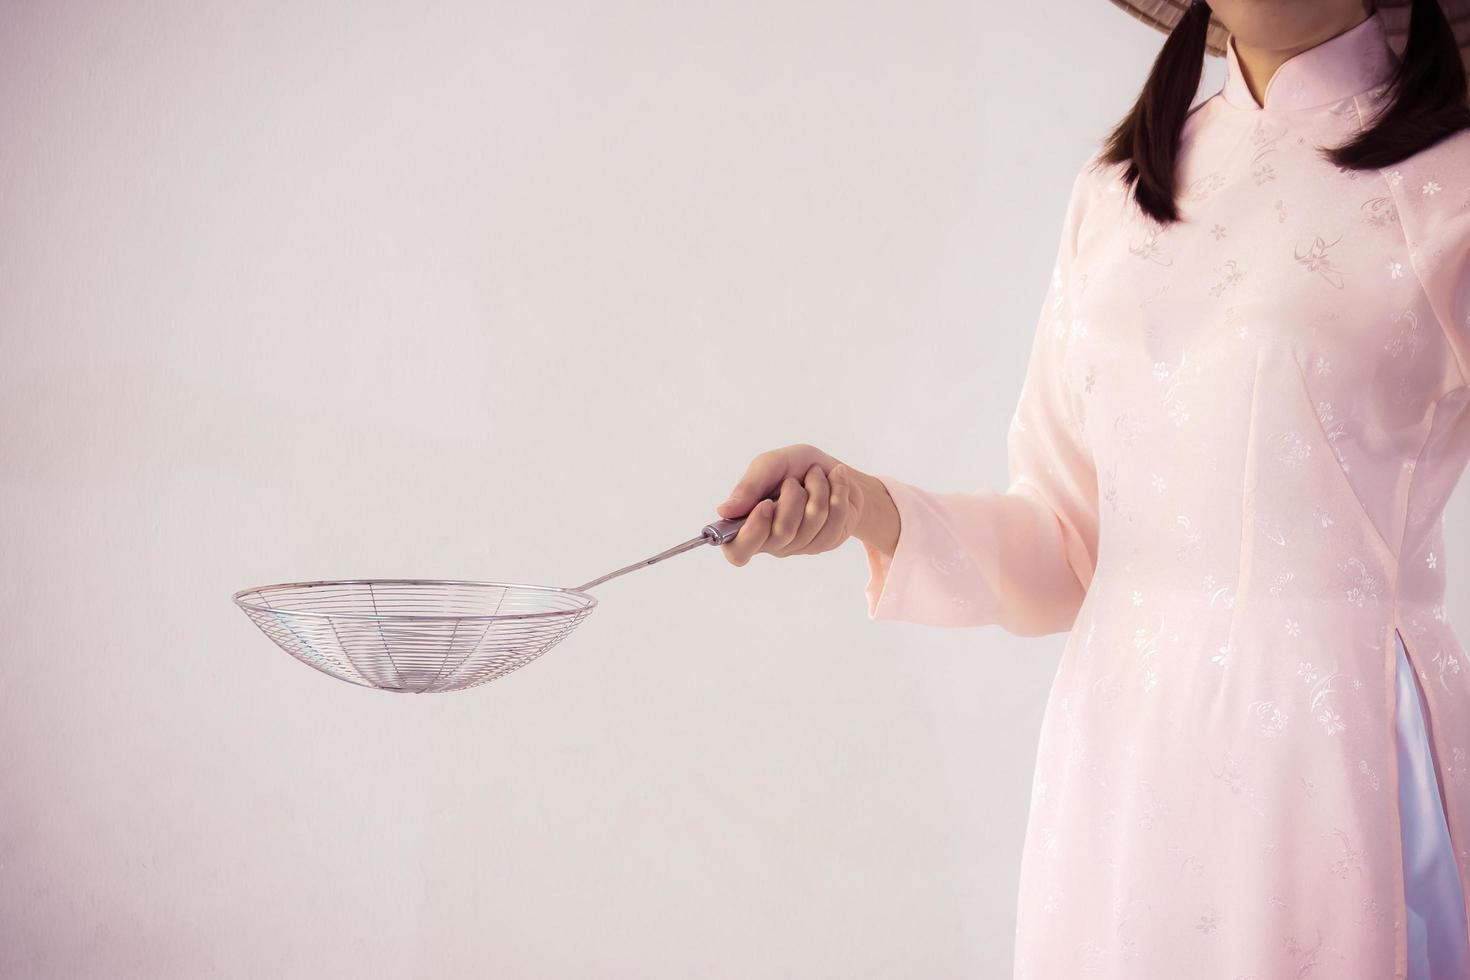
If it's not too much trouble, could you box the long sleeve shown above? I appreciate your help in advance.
[860,160,1101,637]
[1397,159,1470,391]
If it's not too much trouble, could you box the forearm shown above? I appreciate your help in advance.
[852,469,900,559]
[855,473,1095,635]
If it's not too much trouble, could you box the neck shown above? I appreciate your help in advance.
[1231,9,1373,108]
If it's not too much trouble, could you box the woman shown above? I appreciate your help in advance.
[714,1,1470,977]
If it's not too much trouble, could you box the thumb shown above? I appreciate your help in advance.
[715,484,759,518]
[716,456,782,517]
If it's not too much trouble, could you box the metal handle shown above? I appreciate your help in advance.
[701,516,746,545]
[569,499,773,593]
[701,494,782,544]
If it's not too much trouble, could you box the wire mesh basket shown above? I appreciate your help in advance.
[232,580,597,694]
[232,513,748,694]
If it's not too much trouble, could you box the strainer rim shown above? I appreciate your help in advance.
[231,578,598,624]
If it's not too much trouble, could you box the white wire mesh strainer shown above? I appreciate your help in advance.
[232,514,748,694]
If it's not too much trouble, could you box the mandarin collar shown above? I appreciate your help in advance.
[1220,9,1398,111]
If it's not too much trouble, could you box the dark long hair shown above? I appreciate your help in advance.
[1099,0,1470,225]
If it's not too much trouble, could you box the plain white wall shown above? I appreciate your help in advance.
[6,2,1462,978]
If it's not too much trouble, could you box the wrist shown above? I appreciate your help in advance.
[853,470,900,557]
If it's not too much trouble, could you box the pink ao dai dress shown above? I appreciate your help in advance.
[861,11,1470,979]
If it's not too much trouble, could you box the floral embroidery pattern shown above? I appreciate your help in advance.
[1152,350,1196,427]
[1249,699,1289,738]
[1327,828,1364,878]
[1248,117,1284,185]
[1257,517,1290,547]
[1283,925,1326,976]
[1340,556,1381,606]
[1174,514,1202,561]
[1383,308,1423,359]
[1294,234,1347,288]
[1133,615,1179,693]
[1315,401,1350,472]
[1271,429,1312,467]
[1185,171,1227,202]
[1297,660,1347,735]
[1169,844,1206,879]
[1128,226,1172,265]
[1360,195,1397,226]
[1209,259,1244,297]
[1210,750,1266,816]
[928,542,973,575]
[1103,461,1121,514]
[1267,569,1295,596]
[1431,641,1463,692]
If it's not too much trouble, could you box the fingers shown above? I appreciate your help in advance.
[772,463,830,556]
[805,462,856,553]
[716,452,785,520]
[761,473,808,556]
[715,447,859,567]
[723,498,776,567]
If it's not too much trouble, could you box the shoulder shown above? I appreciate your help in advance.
[1375,127,1470,385]
[1065,148,1132,247]
[1066,149,1127,218]
[1378,126,1470,237]
[1378,128,1470,293]
[1182,91,1226,141]
[1381,124,1470,185]
[1077,149,1123,190]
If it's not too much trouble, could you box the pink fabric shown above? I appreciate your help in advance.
[861,10,1470,978]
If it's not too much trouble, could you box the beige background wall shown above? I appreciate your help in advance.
[4,1,1452,977]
